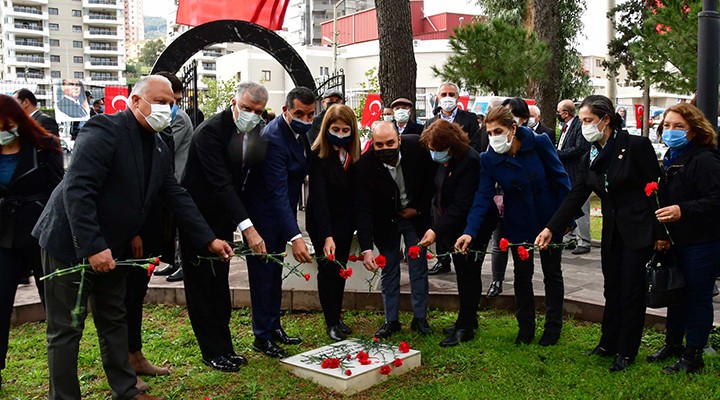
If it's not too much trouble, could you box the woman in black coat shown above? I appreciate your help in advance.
[418,119,497,347]
[648,103,720,374]
[0,94,63,387]
[306,104,361,341]
[536,95,663,372]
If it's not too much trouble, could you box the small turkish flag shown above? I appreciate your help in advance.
[457,96,470,111]
[104,86,129,115]
[361,93,382,128]
[634,104,644,129]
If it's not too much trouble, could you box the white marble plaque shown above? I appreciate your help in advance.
[281,339,421,395]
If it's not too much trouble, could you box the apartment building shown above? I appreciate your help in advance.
[123,0,143,44]
[285,0,372,46]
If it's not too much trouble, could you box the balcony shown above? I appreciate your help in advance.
[83,0,123,10]
[83,13,121,26]
[9,6,48,20]
[10,55,51,68]
[13,0,49,5]
[10,22,48,37]
[85,44,122,55]
[83,29,122,40]
[16,72,46,80]
[200,63,217,72]
[85,59,125,71]
[11,39,49,52]
[200,50,223,59]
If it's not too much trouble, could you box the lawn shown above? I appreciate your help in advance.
[590,193,602,241]
[5,306,720,399]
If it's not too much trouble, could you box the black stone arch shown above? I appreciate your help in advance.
[151,20,316,92]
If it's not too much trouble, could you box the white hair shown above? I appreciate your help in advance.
[436,82,459,96]
[235,81,268,104]
[130,75,172,98]
[529,105,541,116]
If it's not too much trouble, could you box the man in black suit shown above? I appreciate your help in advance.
[356,121,435,338]
[391,97,423,135]
[90,99,104,117]
[556,99,592,255]
[31,76,233,400]
[14,88,59,136]
[529,104,557,145]
[180,81,269,371]
[306,89,343,145]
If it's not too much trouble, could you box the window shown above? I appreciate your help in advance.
[50,39,60,47]
[49,23,59,31]
[320,66,329,77]
[51,71,61,78]
[73,41,83,48]
[72,10,81,17]
[72,25,82,33]
[50,55,60,62]
[49,7,58,15]
[73,56,83,63]
[74,72,84,79]
[262,70,271,81]
[595,59,602,68]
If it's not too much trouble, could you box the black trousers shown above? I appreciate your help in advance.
[599,231,652,358]
[453,239,490,329]
[313,234,352,327]
[512,246,564,336]
[0,245,44,371]
[180,239,234,361]
[124,268,151,352]
[42,250,139,400]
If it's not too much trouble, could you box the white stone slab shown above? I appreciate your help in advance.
[281,339,421,395]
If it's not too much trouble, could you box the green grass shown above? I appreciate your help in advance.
[5,306,720,399]
[590,194,602,241]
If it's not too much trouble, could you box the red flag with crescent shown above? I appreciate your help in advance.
[361,94,382,128]
[634,104,645,129]
[176,0,290,30]
[457,96,470,111]
[104,86,129,115]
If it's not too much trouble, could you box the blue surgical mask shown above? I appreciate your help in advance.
[287,113,312,135]
[430,149,451,163]
[662,129,689,149]
[328,129,352,147]
[100,106,105,113]
[171,104,178,122]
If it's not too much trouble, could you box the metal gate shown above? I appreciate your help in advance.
[314,70,345,100]
[180,60,200,128]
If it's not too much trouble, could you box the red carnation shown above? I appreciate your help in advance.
[321,359,330,369]
[328,253,335,261]
[204,397,210,400]
[153,257,161,265]
[392,358,403,367]
[645,181,659,197]
[379,365,392,375]
[373,336,380,343]
[346,354,352,360]
[375,255,387,268]
[147,264,155,277]
[304,273,311,281]
[356,351,369,361]
[348,255,358,262]
[426,252,434,260]
[345,369,352,376]
[398,341,410,353]
[346,267,353,277]
[518,246,530,261]
[408,245,421,259]
[360,358,372,365]
[499,238,510,252]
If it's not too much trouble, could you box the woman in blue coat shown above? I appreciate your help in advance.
[456,106,572,346]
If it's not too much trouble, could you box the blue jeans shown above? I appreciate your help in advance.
[376,218,429,322]
[666,241,720,348]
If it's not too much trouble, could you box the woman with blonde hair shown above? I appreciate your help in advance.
[306,104,361,341]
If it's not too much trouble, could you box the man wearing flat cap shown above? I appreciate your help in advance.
[307,89,344,145]
[390,98,423,136]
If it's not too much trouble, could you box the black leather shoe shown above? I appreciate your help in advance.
[538,331,560,346]
[273,328,302,345]
[253,339,288,358]
[154,264,179,276]
[609,355,634,372]
[564,242,576,250]
[202,355,240,372]
[663,347,704,374]
[487,281,503,298]
[572,246,591,255]
[374,321,401,339]
[647,343,683,363]
[338,318,352,335]
[442,325,455,335]
[226,352,248,366]
[440,328,474,347]
[410,317,432,335]
[326,325,347,342]
[428,261,451,275]
[166,267,183,282]
[515,331,535,345]
[588,345,613,357]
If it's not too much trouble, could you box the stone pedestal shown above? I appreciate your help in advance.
[281,339,421,395]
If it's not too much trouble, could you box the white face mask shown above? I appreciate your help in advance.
[394,108,410,123]
[489,130,514,154]
[382,114,394,122]
[235,106,262,133]
[528,117,537,128]
[581,119,606,143]
[439,96,457,113]
[140,98,172,132]
[0,127,19,146]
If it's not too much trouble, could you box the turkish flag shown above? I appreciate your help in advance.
[176,0,290,30]
[104,86,129,115]
[457,96,470,111]
[634,104,644,129]
[361,94,382,128]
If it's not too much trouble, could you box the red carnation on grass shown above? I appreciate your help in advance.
[645,181,659,197]
[147,264,155,277]
[304,273,311,281]
[426,252,434,260]
[398,341,410,353]
[517,246,530,261]
[345,369,352,376]
[499,238,510,252]
[379,365,392,375]
[204,397,210,400]
[373,336,380,343]
[392,358,403,367]
[408,245,422,259]
[348,255,358,262]
[328,253,335,261]
[375,255,387,268]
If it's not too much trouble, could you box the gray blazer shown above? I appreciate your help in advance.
[172,108,193,182]
[32,109,215,264]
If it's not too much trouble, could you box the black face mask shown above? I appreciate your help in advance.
[375,147,400,165]
[557,113,565,123]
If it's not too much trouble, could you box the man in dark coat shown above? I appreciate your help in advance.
[14,88,59,136]
[390,97,423,135]
[306,89,343,145]
[529,104,556,145]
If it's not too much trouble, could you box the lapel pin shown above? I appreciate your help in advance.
[157,147,162,153]
[618,155,624,159]
[621,148,626,152]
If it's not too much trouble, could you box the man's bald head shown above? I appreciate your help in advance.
[372,121,400,151]
[556,99,576,123]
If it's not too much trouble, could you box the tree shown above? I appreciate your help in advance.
[375,0,417,109]
[432,19,550,96]
[138,39,167,69]
[124,61,148,85]
[532,0,562,128]
[199,77,237,118]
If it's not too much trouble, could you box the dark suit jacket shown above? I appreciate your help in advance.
[557,116,590,182]
[182,107,266,241]
[32,110,215,263]
[0,136,63,248]
[425,109,485,153]
[306,109,326,146]
[534,123,556,146]
[242,116,311,250]
[547,131,661,250]
[305,149,356,251]
[355,134,435,251]
[396,120,424,136]
[32,110,59,136]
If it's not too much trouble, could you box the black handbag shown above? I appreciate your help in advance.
[646,250,685,308]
